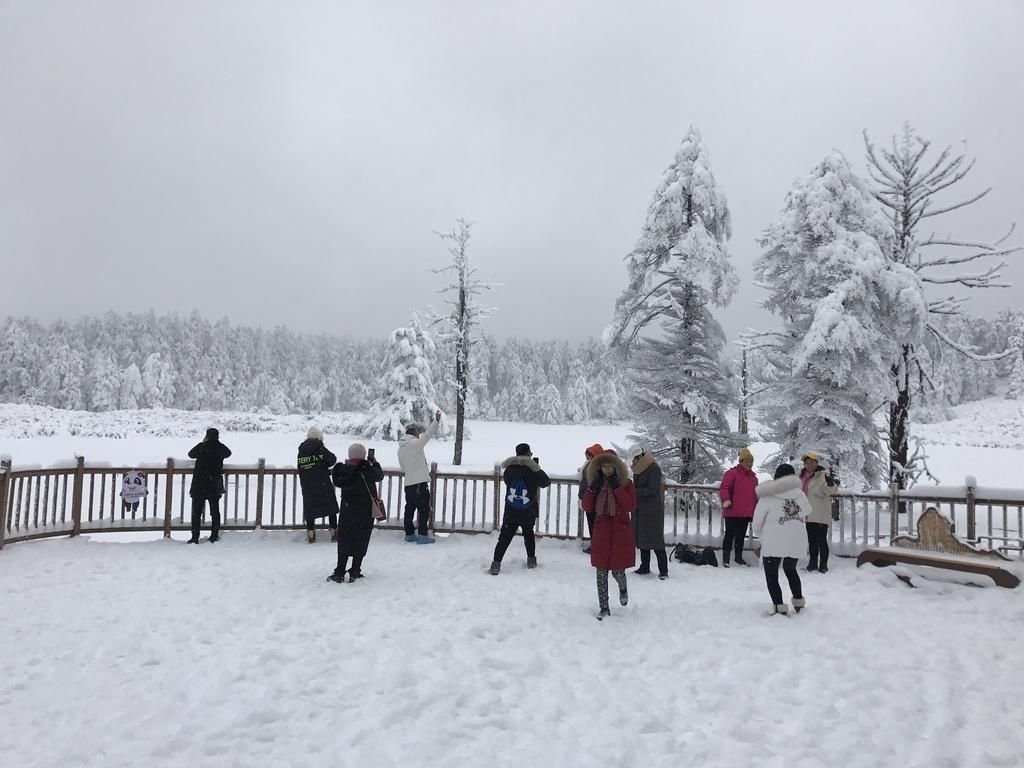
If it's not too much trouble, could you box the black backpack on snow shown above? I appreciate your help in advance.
[671,543,719,567]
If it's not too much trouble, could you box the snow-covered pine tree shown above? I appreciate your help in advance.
[351,317,443,441]
[864,124,1021,488]
[752,151,927,489]
[1007,336,1024,400]
[608,126,739,481]
[429,219,497,463]
[119,364,143,410]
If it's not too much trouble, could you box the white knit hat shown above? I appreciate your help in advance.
[307,426,323,441]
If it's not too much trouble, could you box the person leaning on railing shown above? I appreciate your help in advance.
[297,426,339,544]
[187,428,232,544]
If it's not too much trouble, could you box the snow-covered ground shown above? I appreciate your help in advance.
[1,531,1022,768]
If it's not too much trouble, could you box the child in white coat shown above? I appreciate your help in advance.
[752,463,812,615]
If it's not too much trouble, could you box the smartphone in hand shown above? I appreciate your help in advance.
[367,447,376,461]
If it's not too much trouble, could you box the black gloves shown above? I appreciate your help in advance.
[606,473,620,489]
[589,475,604,492]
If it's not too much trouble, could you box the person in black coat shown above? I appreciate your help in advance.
[327,443,385,583]
[297,426,339,543]
[187,427,232,543]
[488,443,551,575]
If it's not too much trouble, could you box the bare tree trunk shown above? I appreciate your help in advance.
[888,346,911,513]
[738,348,749,436]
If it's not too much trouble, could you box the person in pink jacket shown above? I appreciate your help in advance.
[719,447,759,567]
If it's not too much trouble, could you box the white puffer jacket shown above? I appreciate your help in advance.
[752,475,812,559]
[397,420,439,486]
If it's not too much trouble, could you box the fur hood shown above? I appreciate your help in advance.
[585,452,630,485]
[501,455,544,472]
[631,451,656,475]
[755,475,801,498]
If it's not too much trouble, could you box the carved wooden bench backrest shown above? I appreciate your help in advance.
[891,507,1010,562]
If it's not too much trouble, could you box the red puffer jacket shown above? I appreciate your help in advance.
[582,453,637,571]
[719,464,758,518]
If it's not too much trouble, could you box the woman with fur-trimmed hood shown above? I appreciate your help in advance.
[752,463,811,616]
[631,449,668,579]
[582,451,637,619]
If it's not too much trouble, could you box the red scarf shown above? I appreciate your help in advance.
[597,485,617,518]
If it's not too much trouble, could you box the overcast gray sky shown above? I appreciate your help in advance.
[2,0,1022,347]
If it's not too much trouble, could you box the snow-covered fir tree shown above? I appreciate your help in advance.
[350,318,443,441]
[752,151,926,489]
[608,126,739,481]
[1007,336,1024,400]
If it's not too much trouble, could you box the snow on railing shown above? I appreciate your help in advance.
[1,458,1021,558]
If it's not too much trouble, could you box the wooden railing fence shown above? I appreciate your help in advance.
[1,457,1021,558]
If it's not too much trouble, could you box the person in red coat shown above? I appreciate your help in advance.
[582,451,637,620]
[719,447,759,567]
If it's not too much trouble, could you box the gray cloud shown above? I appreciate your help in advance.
[2,0,1021,349]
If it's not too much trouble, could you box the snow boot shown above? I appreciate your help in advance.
[326,571,346,584]
[792,597,806,614]
[596,608,611,621]
[806,562,818,572]
[527,557,537,569]
[416,534,436,545]
[208,533,219,544]
[488,561,501,576]
[307,530,316,544]
[773,604,789,616]
[404,534,417,543]
[735,556,748,566]
[186,536,199,544]
[818,566,829,574]
[348,570,363,583]
[330,528,338,542]
[582,545,592,555]
[658,573,669,581]
[619,587,629,606]
[634,566,651,575]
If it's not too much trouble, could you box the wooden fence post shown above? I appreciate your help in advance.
[428,462,438,532]
[70,456,85,537]
[492,462,502,532]
[888,481,900,542]
[163,458,175,538]
[254,458,266,529]
[0,456,11,550]
[965,475,977,541]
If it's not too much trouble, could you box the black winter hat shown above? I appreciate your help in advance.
[774,463,795,480]
[205,427,219,441]
[515,443,532,456]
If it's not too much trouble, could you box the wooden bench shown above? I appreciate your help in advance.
[856,507,1021,589]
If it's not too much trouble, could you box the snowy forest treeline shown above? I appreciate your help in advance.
[0,312,628,423]
[1,306,1021,424]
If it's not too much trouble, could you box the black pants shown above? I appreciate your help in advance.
[639,548,669,576]
[493,509,537,563]
[763,556,802,606]
[335,517,374,577]
[404,482,431,536]
[722,517,751,563]
[806,522,830,569]
[190,496,220,540]
[304,510,338,532]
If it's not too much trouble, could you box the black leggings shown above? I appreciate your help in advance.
[806,522,830,569]
[763,557,802,606]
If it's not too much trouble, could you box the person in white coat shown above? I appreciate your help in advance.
[752,463,811,615]
[397,410,442,544]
